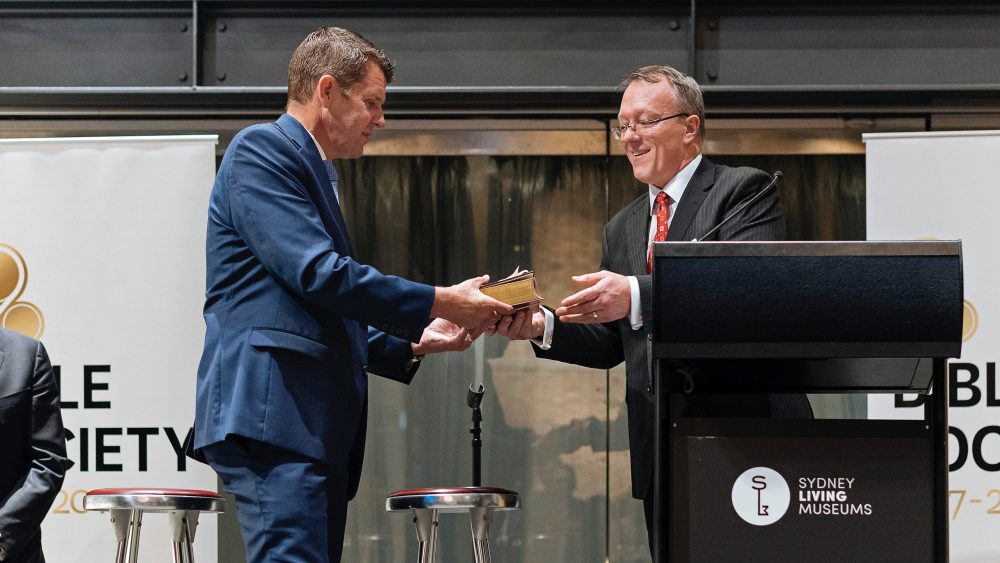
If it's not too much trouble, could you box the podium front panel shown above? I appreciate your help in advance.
[668,419,933,562]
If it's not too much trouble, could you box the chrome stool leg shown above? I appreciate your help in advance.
[169,510,200,563]
[412,508,439,563]
[469,507,494,563]
[110,509,131,563]
[126,509,143,563]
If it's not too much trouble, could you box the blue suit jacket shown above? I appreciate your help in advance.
[193,114,435,489]
[0,329,70,563]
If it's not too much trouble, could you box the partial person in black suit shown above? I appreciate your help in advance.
[494,65,812,551]
[0,329,70,563]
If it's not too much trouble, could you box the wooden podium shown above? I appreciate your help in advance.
[649,241,962,562]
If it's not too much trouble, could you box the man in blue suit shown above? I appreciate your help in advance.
[192,27,512,562]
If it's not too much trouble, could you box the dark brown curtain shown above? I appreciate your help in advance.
[710,155,867,241]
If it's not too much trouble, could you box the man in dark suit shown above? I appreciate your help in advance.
[191,27,512,562]
[495,65,811,550]
[0,329,70,563]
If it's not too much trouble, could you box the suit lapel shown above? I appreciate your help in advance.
[624,196,651,276]
[667,157,715,241]
[318,163,355,257]
[275,114,355,256]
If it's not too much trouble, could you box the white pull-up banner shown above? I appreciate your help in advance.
[866,130,1000,562]
[0,136,218,562]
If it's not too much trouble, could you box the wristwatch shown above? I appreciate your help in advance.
[405,353,424,377]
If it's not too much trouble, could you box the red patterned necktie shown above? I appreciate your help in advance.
[647,191,669,273]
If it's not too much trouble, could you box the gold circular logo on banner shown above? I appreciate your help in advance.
[0,249,22,300]
[2,302,44,339]
[0,243,45,339]
[962,300,978,342]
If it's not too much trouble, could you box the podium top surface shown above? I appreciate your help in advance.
[653,240,959,258]
[651,240,963,359]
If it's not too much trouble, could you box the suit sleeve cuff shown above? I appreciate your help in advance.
[628,276,643,329]
[531,308,555,350]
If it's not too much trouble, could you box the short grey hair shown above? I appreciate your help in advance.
[620,65,705,138]
[287,26,395,104]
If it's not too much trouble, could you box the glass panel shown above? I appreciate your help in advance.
[336,155,614,562]
[607,361,650,563]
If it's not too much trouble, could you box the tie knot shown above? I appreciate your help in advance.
[654,191,668,210]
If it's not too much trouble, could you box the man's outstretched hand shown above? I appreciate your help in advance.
[555,270,631,324]
[412,318,480,356]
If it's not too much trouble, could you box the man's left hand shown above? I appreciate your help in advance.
[555,270,630,324]
[412,318,478,356]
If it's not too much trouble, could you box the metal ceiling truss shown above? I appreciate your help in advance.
[3,1,1000,122]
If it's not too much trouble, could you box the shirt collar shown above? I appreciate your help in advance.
[306,128,339,181]
[648,153,702,215]
[305,129,329,161]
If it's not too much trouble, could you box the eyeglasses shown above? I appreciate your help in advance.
[611,113,690,141]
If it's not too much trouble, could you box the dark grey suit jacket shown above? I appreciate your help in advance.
[534,157,811,500]
[0,330,70,563]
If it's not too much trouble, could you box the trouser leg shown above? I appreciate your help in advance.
[203,437,348,562]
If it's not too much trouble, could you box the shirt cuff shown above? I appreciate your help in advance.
[532,308,555,350]
[628,276,643,330]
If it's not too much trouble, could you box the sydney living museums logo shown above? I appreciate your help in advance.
[731,467,790,526]
[732,467,874,524]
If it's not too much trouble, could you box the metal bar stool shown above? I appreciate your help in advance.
[83,488,225,563]
[386,486,519,563]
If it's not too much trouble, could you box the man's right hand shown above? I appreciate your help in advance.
[431,275,514,332]
[493,308,545,341]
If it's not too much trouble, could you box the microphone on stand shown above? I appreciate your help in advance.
[467,384,485,409]
[467,384,485,486]
[693,170,783,242]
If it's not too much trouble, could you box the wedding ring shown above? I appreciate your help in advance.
[592,311,599,319]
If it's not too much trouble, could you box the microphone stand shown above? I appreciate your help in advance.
[467,384,485,486]
[695,170,783,242]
